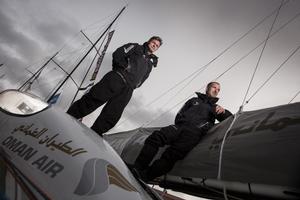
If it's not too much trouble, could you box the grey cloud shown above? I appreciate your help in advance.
[124,95,175,128]
[31,6,80,50]
[0,0,82,91]
[0,0,80,70]
[0,2,42,65]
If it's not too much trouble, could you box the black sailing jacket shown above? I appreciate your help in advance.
[175,92,232,128]
[112,42,158,89]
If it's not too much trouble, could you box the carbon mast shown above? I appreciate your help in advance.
[46,6,126,104]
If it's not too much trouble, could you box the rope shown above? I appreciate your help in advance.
[216,110,241,200]
[212,7,300,82]
[241,0,285,106]
[140,7,299,128]
[216,3,287,199]
[69,29,110,105]
[289,90,300,104]
[112,1,292,130]
[216,3,285,199]
[141,93,194,127]
[115,66,207,128]
[153,66,207,111]
[247,45,300,103]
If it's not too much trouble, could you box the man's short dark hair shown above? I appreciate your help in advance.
[148,36,163,46]
[206,81,220,94]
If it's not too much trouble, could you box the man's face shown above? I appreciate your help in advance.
[148,39,161,53]
[207,83,220,98]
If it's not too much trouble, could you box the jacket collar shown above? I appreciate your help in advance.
[196,92,219,104]
[143,42,158,67]
[143,42,151,54]
[143,42,157,57]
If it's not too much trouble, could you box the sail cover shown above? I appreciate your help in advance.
[105,102,300,191]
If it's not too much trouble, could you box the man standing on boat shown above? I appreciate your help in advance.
[132,82,232,182]
[67,36,162,136]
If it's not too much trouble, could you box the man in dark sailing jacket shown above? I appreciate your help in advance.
[132,81,232,182]
[67,36,162,136]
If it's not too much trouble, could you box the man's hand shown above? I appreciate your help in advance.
[216,105,225,114]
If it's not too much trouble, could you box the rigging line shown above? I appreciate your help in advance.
[47,6,126,103]
[25,66,59,90]
[55,45,89,59]
[70,30,109,105]
[218,123,239,173]
[114,66,207,129]
[29,76,64,91]
[82,22,109,47]
[159,1,292,108]
[113,0,292,129]
[56,39,95,58]
[110,4,130,32]
[141,92,195,127]
[88,23,111,42]
[247,45,300,103]
[56,7,114,53]
[81,9,118,31]
[44,78,64,101]
[140,9,300,128]
[212,11,300,86]
[83,21,108,34]
[56,41,98,69]
[18,52,59,91]
[51,59,79,88]
[55,27,107,63]
[159,66,208,110]
[56,45,92,70]
[241,0,285,107]
[80,30,103,57]
[156,69,208,115]
[216,110,242,200]
[21,31,76,74]
[56,31,82,53]
[289,90,300,104]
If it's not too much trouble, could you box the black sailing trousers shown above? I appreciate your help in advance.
[67,71,133,136]
[134,124,205,181]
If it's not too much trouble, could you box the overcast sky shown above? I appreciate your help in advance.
[1,0,299,199]
[1,0,299,134]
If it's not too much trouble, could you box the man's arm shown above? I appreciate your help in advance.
[215,105,233,122]
[136,66,152,88]
[112,43,138,69]
[175,98,194,124]
[136,55,158,87]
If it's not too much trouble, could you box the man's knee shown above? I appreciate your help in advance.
[161,146,190,162]
[144,131,166,147]
[67,101,83,118]
[147,158,175,181]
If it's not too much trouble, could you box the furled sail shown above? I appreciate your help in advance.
[105,102,300,199]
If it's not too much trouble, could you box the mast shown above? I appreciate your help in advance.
[69,30,114,105]
[68,30,107,105]
[18,52,59,92]
[47,6,126,103]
